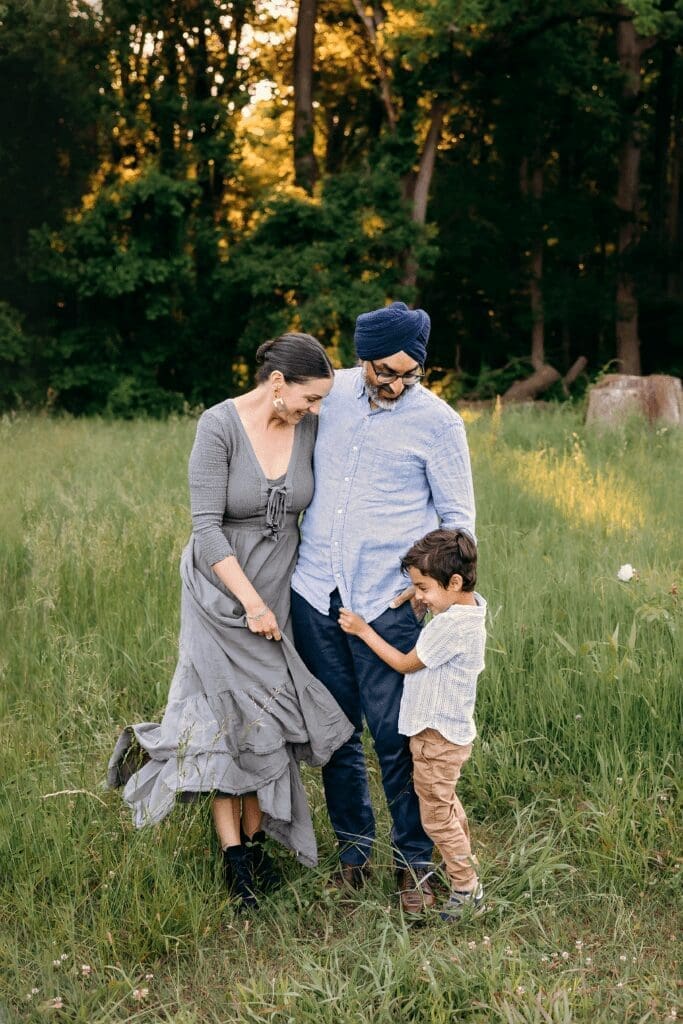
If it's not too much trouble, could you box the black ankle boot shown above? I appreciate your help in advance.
[222,845,258,909]
[242,829,281,894]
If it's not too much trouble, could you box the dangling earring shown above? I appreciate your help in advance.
[273,390,286,413]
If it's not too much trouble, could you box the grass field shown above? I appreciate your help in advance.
[0,404,680,1023]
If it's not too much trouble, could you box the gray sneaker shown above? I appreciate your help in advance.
[438,883,484,921]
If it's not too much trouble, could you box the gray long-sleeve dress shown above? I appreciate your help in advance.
[108,399,353,866]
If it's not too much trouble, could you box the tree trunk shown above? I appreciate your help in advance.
[652,41,674,247]
[293,0,318,194]
[350,0,397,130]
[614,9,651,375]
[520,157,545,370]
[402,99,448,288]
[665,54,682,304]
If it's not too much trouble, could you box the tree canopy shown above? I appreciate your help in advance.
[1,0,681,414]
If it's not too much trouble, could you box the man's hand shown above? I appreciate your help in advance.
[388,586,428,623]
[338,608,369,637]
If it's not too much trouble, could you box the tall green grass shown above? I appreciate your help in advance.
[0,406,680,1023]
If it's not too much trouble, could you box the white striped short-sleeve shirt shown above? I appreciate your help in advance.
[398,594,487,746]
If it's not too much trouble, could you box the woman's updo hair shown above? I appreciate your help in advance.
[255,332,334,384]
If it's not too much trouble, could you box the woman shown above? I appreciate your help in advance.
[108,333,353,908]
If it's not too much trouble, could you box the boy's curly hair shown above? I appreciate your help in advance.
[400,529,477,592]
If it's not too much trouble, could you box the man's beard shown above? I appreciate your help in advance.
[361,367,405,410]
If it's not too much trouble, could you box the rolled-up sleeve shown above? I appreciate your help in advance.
[188,411,235,567]
[425,418,476,543]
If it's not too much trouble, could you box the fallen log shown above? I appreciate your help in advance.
[502,363,561,402]
[562,356,588,395]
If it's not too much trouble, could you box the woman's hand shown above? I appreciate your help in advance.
[245,604,282,641]
[338,608,369,637]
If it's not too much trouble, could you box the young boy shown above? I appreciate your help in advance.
[338,528,486,921]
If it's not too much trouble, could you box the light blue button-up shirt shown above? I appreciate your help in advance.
[291,367,476,623]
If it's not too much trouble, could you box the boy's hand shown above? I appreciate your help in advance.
[338,608,368,637]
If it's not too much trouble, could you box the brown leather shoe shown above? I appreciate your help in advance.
[328,862,371,890]
[397,867,436,914]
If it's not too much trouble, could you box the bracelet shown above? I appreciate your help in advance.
[246,605,269,622]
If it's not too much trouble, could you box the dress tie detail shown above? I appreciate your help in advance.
[264,483,288,541]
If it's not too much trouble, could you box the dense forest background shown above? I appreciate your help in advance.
[1,0,681,415]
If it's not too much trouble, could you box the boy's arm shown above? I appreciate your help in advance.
[338,609,425,674]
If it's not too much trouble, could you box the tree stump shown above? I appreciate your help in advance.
[585,374,682,427]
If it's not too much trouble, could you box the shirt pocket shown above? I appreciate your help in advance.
[368,446,423,495]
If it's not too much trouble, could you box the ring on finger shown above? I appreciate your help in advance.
[265,633,273,640]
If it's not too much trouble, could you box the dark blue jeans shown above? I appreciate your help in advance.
[291,588,433,869]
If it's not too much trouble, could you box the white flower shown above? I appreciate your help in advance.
[617,564,636,582]
[81,964,92,976]
[60,953,68,961]
[132,987,149,1001]
[47,997,64,1009]
[467,941,476,950]
[52,959,61,967]
[561,951,570,960]
[516,985,525,995]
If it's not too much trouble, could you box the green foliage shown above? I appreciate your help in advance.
[0,0,681,413]
[26,171,199,414]
[228,167,436,365]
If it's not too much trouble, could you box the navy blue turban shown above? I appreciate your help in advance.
[354,301,430,365]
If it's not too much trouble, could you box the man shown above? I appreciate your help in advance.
[290,301,476,913]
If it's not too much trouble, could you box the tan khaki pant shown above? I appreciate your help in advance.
[409,728,479,892]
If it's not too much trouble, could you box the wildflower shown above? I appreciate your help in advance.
[47,997,64,1009]
[482,936,491,946]
[541,955,549,963]
[667,1009,677,1021]
[617,564,636,582]
[561,951,570,960]
[575,940,583,950]
[32,988,39,995]
[145,972,154,981]
[505,947,514,955]
[132,987,149,1001]
[516,985,525,995]
[619,954,627,962]
[467,941,476,950]
[52,959,61,967]
[616,777,623,785]
[81,965,92,977]
[616,982,624,989]
[575,714,583,720]
[108,870,116,878]
[60,953,68,961]
[585,957,593,965]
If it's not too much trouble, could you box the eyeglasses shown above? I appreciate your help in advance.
[369,360,425,386]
